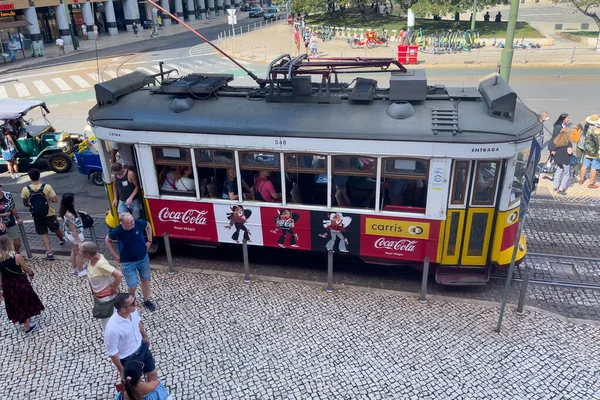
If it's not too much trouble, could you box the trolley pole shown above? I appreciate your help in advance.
[499,0,521,83]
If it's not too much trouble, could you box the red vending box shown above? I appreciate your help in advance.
[397,44,408,64]
[408,45,419,64]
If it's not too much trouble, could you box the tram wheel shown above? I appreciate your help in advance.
[47,153,72,173]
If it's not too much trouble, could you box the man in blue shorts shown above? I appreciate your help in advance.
[105,212,155,311]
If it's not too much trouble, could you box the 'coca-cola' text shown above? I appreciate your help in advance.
[158,208,208,225]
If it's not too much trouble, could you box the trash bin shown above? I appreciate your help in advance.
[397,44,408,64]
[408,45,419,64]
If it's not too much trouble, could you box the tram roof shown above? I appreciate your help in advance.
[89,68,541,144]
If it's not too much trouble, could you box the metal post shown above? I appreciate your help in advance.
[254,22,256,30]
[163,232,176,275]
[264,46,266,59]
[499,0,521,82]
[418,257,430,304]
[570,46,576,63]
[522,46,527,64]
[247,23,249,33]
[17,223,32,260]
[240,45,242,56]
[496,222,524,333]
[326,251,333,293]
[242,240,250,283]
[89,226,98,243]
[470,0,477,31]
[516,266,530,315]
[477,47,480,64]
[251,46,253,58]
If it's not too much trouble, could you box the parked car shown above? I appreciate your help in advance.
[141,20,154,29]
[263,7,279,21]
[249,7,264,18]
[0,99,83,173]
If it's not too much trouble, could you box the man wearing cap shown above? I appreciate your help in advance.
[0,186,23,252]
[578,114,600,188]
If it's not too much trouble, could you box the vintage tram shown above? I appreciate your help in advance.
[88,56,541,285]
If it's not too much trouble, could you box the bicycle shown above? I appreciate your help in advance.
[348,31,388,49]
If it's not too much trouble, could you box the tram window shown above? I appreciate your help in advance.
[239,151,281,203]
[451,161,470,205]
[467,213,489,256]
[240,151,280,170]
[194,149,245,199]
[472,161,500,206]
[510,150,529,206]
[153,147,196,197]
[285,153,327,206]
[332,156,377,209]
[381,158,429,212]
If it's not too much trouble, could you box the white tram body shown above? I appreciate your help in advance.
[89,58,541,285]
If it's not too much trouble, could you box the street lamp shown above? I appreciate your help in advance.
[499,0,520,83]
[63,0,79,50]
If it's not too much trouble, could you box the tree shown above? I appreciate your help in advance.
[408,0,509,19]
[563,0,600,51]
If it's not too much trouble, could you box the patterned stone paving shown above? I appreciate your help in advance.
[1,260,599,399]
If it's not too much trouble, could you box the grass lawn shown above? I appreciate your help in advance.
[565,31,599,38]
[305,9,544,38]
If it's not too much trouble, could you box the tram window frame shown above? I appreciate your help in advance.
[240,151,280,171]
[285,153,327,174]
[332,155,377,176]
[471,160,500,206]
[195,149,235,168]
[380,157,429,212]
[239,151,282,203]
[153,147,197,197]
[509,149,529,207]
[330,155,378,209]
[193,149,241,199]
[450,160,470,205]
[283,153,328,206]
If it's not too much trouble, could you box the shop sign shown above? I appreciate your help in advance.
[0,11,16,17]
[0,4,15,11]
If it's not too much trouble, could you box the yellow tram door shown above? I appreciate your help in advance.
[440,160,501,283]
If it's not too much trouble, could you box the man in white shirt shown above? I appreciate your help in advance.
[55,37,65,56]
[104,293,158,381]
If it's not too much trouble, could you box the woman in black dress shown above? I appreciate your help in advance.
[0,236,44,333]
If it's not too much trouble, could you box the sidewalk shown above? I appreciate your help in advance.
[0,14,247,75]
[0,257,598,399]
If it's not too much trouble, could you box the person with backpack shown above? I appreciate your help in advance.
[59,193,86,277]
[548,128,573,196]
[20,169,66,260]
[578,126,600,188]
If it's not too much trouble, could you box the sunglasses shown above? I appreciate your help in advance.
[126,299,137,308]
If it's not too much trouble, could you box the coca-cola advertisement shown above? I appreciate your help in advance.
[148,199,217,241]
[214,203,264,246]
[309,211,360,255]
[360,215,440,262]
[261,208,312,251]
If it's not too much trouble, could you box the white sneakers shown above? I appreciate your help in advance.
[77,270,88,277]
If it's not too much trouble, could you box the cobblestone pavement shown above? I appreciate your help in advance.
[1,259,599,399]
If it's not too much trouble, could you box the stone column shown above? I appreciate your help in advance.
[104,0,118,36]
[55,2,72,44]
[215,0,223,16]
[161,0,172,25]
[186,0,195,21]
[122,0,135,31]
[25,4,44,53]
[82,2,95,40]
[198,0,207,19]
[207,0,215,18]
[233,0,240,12]
[174,0,184,21]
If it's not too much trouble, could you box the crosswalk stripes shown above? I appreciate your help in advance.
[87,73,99,82]
[120,69,134,74]
[14,82,30,97]
[33,80,51,95]
[52,78,72,91]
[104,71,118,79]
[0,86,7,98]
[70,75,91,89]
[136,67,154,74]
[189,43,215,56]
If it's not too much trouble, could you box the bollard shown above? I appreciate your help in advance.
[163,232,176,275]
[516,267,530,315]
[251,46,254,58]
[89,226,98,243]
[522,47,527,64]
[570,46,576,63]
[17,223,33,260]
[242,240,250,283]
[432,50,436,65]
[477,48,480,64]
[247,24,249,33]
[264,46,267,60]
[326,251,333,293]
[254,22,256,30]
[418,257,430,304]
[240,45,242,57]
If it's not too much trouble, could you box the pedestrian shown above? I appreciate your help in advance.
[132,22,138,37]
[578,127,600,188]
[80,241,123,330]
[299,16,306,37]
[484,11,490,22]
[94,25,99,40]
[82,24,88,39]
[55,37,65,56]
[104,293,158,380]
[111,162,141,219]
[536,111,549,146]
[552,113,570,141]
[7,37,17,62]
[105,212,155,311]
[495,12,502,22]
[59,193,86,277]
[303,28,311,54]
[117,359,170,400]
[0,236,44,334]
[1,129,20,179]
[293,27,301,57]
[548,128,573,195]
[398,27,406,45]
[0,186,22,254]
[309,31,318,56]
[157,16,163,29]
[20,169,66,260]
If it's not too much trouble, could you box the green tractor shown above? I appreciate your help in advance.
[1,99,83,174]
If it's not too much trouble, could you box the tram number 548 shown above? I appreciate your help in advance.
[275,139,287,147]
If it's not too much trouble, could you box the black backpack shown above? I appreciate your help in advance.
[28,184,49,219]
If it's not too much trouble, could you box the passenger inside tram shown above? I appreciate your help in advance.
[158,166,177,190]
[222,168,252,200]
[174,166,195,192]
[254,170,281,202]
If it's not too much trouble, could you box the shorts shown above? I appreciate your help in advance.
[65,231,85,244]
[5,224,20,239]
[122,254,151,288]
[33,215,61,235]
[1,150,13,161]
[117,199,141,219]
[120,341,155,374]
[582,157,600,170]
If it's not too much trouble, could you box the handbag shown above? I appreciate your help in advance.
[92,296,115,319]
[79,212,94,229]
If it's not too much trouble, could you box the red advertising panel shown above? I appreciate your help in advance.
[147,198,218,241]
[261,207,312,250]
[359,215,440,262]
